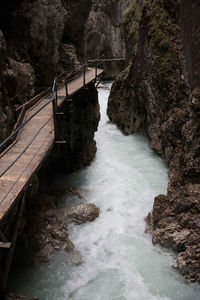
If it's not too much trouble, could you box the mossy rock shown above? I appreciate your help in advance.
[123,0,143,55]
[192,87,200,99]
[146,0,183,80]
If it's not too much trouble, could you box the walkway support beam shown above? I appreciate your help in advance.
[0,191,27,299]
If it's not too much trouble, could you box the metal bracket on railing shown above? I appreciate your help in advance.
[0,229,11,251]
[52,78,56,93]
[65,77,69,98]
[0,230,9,243]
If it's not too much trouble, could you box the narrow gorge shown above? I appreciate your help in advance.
[0,0,199,299]
[108,0,200,283]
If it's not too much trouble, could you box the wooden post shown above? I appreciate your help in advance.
[0,191,27,299]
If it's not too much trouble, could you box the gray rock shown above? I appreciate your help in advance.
[83,0,129,76]
[55,202,100,225]
[6,291,39,300]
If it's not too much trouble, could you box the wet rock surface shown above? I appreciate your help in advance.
[54,202,100,225]
[45,82,100,173]
[108,0,200,282]
[23,201,99,264]
[13,183,100,265]
[151,184,200,281]
[5,291,39,300]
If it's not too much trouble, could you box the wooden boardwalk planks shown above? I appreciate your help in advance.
[0,67,103,222]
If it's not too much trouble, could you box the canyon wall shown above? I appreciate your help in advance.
[40,82,100,175]
[83,0,129,77]
[107,0,200,282]
[0,0,129,143]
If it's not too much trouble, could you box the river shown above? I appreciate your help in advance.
[9,83,200,299]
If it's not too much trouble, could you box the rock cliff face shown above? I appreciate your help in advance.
[83,0,129,76]
[0,0,129,143]
[45,82,100,173]
[107,0,200,282]
[0,30,35,143]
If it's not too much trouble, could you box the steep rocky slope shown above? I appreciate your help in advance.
[107,0,200,282]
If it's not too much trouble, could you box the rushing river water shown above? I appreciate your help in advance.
[9,83,200,299]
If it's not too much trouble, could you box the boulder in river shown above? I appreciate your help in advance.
[6,291,39,300]
[54,202,100,225]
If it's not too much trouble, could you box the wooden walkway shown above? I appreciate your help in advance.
[0,67,103,222]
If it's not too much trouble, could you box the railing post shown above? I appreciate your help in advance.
[52,96,58,138]
[65,78,68,98]
[83,65,86,86]
[95,60,98,78]
[55,86,58,108]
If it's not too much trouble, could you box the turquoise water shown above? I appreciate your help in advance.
[9,83,200,299]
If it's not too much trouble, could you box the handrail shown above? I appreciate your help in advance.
[0,97,54,152]
[0,56,105,180]
[53,55,104,83]
[87,57,125,63]
[0,57,104,154]
[52,56,105,100]
[0,115,53,179]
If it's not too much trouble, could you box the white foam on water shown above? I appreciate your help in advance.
[9,83,200,300]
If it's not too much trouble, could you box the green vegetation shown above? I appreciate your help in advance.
[113,0,184,103]
[147,0,183,78]
[192,87,200,99]
[113,1,143,89]
[123,0,143,55]
[115,63,131,83]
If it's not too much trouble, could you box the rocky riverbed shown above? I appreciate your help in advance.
[6,291,39,300]
[16,187,100,265]
[6,187,100,299]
